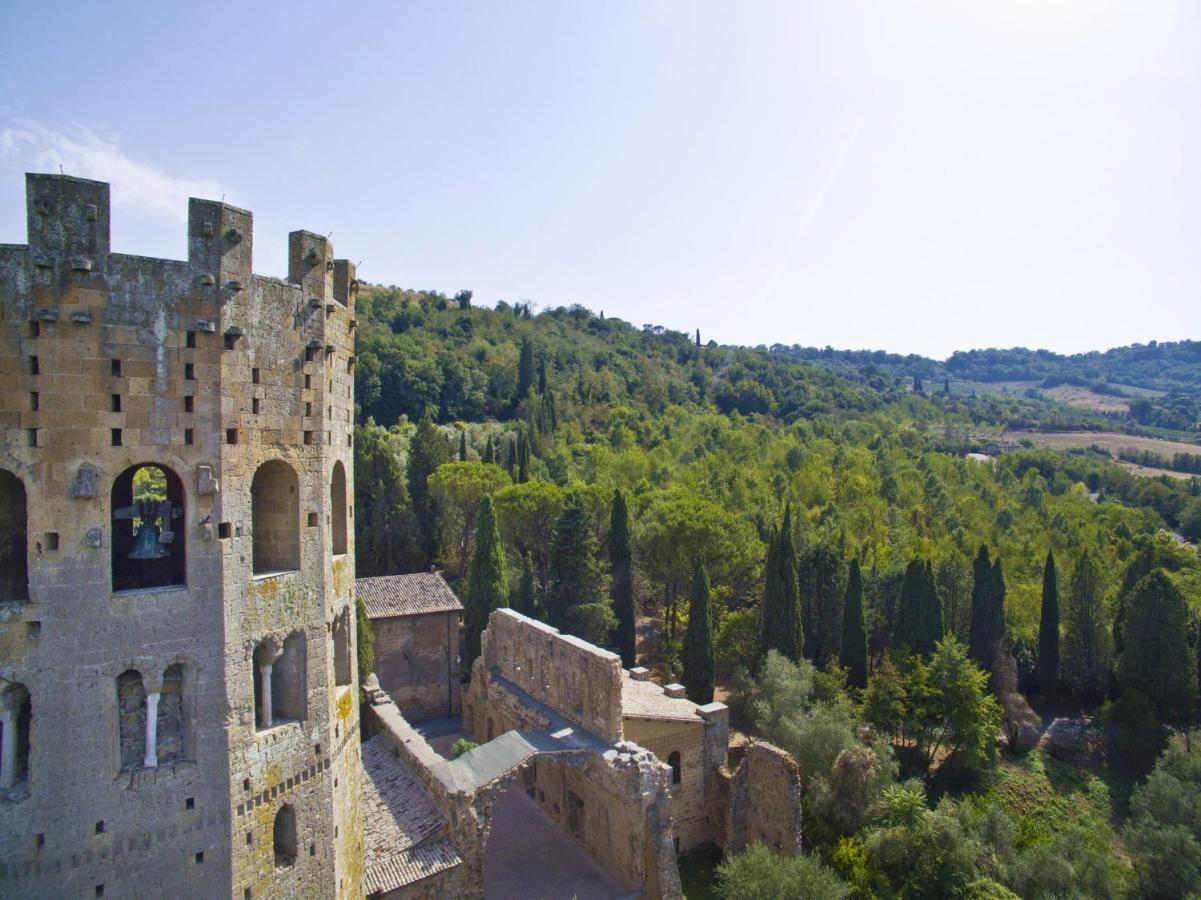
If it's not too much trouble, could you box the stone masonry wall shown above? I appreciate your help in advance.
[0,174,360,898]
[477,609,623,742]
[371,612,460,720]
[724,741,803,856]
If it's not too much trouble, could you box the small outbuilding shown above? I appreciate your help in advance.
[357,572,463,720]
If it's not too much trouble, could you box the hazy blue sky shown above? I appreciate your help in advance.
[2,2,1198,357]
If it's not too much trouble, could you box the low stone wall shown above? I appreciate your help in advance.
[725,741,802,855]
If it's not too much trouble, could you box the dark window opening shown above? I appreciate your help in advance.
[307,512,318,527]
[252,398,260,415]
[117,671,146,770]
[157,664,186,764]
[185,331,196,348]
[194,852,203,864]
[0,682,31,790]
[43,533,58,552]
[273,804,297,868]
[304,402,312,417]
[668,751,682,785]
[184,396,193,413]
[251,461,300,574]
[111,463,186,592]
[252,368,260,385]
[218,522,232,539]
[226,429,237,445]
[28,356,38,375]
[27,429,37,448]
[303,431,314,446]
[0,470,29,602]
[110,429,121,446]
[111,394,121,412]
[330,461,347,556]
[304,374,311,390]
[29,322,39,339]
[333,607,352,687]
[184,363,194,380]
[111,359,121,376]
[184,429,193,446]
[29,392,38,411]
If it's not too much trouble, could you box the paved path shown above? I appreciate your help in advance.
[483,787,629,900]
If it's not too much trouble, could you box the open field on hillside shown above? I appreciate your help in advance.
[960,380,1131,413]
[1002,430,1201,479]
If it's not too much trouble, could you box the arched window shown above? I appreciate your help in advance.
[0,471,28,602]
[330,461,347,557]
[117,670,146,770]
[668,751,682,785]
[111,464,185,591]
[251,461,300,575]
[1,681,31,791]
[254,633,306,730]
[157,664,185,764]
[273,804,297,868]
[333,607,352,687]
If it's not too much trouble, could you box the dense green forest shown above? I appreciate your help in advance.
[352,286,1201,898]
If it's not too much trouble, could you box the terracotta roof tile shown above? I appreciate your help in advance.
[357,572,463,619]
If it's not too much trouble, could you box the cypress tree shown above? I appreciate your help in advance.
[506,437,517,476]
[841,558,868,688]
[516,337,536,401]
[609,490,637,667]
[989,558,1007,657]
[459,428,468,462]
[482,436,494,465]
[893,559,934,656]
[1117,570,1198,728]
[762,504,803,663]
[514,553,537,618]
[968,545,994,668]
[922,560,945,654]
[537,353,548,395]
[683,558,715,704]
[355,594,375,687]
[517,430,529,484]
[547,492,606,626]
[1038,550,1060,693]
[464,496,508,671]
[406,412,451,568]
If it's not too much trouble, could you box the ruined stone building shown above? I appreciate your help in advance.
[0,174,362,898]
[358,572,462,721]
[359,608,802,898]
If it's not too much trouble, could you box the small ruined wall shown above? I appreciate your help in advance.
[479,609,623,742]
[725,742,802,856]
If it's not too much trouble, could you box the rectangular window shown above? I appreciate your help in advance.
[29,321,40,339]
[305,402,312,417]
[186,331,196,348]
[29,356,39,375]
[111,394,121,412]
[111,429,122,446]
[184,428,194,446]
[252,368,260,385]
[307,512,318,527]
[44,533,59,551]
[184,395,194,413]
[28,429,38,447]
[304,374,312,390]
[185,363,195,380]
[226,429,237,445]
[252,398,260,414]
[219,523,232,540]
[224,333,236,351]
[30,392,38,411]
[111,359,121,376]
[303,430,314,446]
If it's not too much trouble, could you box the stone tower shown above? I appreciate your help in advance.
[0,174,361,898]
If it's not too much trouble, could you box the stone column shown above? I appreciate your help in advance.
[255,642,284,729]
[143,692,161,768]
[1,684,29,789]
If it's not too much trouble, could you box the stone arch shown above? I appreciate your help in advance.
[116,669,146,770]
[254,632,306,729]
[333,607,352,687]
[1,680,31,791]
[273,804,297,868]
[0,470,28,602]
[668,750,682,785]
[251,460,300,575]
[111,463,186,592]
[330,460,348,557]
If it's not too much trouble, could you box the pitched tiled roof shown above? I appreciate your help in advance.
[356,572,463,619]
[361,736,462,895]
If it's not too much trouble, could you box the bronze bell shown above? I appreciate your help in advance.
[129,521,169,560]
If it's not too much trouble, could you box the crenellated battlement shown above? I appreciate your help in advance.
[10,173,356,306]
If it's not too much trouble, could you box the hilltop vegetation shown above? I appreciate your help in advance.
[352,286,1201,899]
